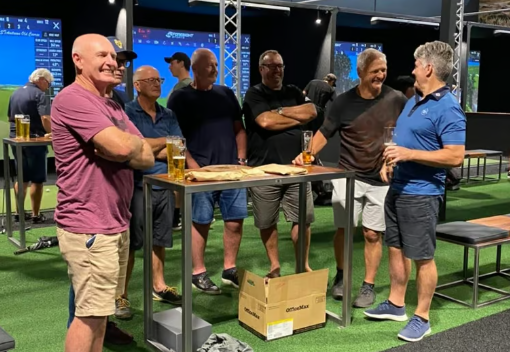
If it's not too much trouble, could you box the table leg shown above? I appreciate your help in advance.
[3,143,12,239]
[143,182,154,341]
[181,191,193,352]
[498,155,502,181]
[16,145,26,248]
[296,182,307,274]
[342,176,355,327]
[473,248,480,308]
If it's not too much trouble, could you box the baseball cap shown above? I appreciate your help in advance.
[324,73,337,82]
[164,52,191,69]
[107,36,138,61]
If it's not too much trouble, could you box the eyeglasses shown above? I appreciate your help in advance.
[137,77,165,85]
[117,59,131,68]
[261,64,285,71]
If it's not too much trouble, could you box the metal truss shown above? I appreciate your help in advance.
[219,0,242,99]
[452,0,464,102]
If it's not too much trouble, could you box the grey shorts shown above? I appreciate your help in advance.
[249,183,315,230]
[384,188,442,260]
[129,187,175,250]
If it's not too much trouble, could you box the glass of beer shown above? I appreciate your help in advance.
[166,135,179,178]
[21,115,30,141]
[14,114,24,139]
[384,127,396,166]
[301,130,313,166]
[172,137,186,181]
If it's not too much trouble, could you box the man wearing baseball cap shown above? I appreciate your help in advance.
[107,36,138,108]
[165,52,192,97]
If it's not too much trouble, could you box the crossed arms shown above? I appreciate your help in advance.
[255,104,317,131]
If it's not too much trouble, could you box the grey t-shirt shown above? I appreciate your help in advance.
[169,77,192,97]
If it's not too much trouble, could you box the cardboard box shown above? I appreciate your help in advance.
[238,269,329,341]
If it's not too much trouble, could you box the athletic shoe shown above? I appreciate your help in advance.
[364,300,408,321]
[221,267,239,288]
[398,315,431,342]
[192,272,221,295]
[331,271,343,300]
[153,286,182,305]
[352,283,376,308]
[32,213,47,224]
[114,296,133,320]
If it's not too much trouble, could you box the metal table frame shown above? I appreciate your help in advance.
[2,137,52,249]
[460,149,503,183]
[143,166,355,352]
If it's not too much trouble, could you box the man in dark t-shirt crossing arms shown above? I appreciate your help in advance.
[243,50,317,278]
[293,48,407,308]
[167,48,247,294]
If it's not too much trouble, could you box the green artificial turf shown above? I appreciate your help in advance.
[1,179,510,351]
[0,185,58,214]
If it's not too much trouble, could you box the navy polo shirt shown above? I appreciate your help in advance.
[125,99,183,188]
[8,82,51,137]
[391,86,466,195]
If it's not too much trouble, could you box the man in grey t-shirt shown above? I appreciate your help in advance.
[165,52,192,96]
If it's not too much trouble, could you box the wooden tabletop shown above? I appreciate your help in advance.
[145,165,353,191]
[468,215,510,232]
[3,137,53,146]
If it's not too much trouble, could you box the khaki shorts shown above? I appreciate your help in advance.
[57,228,129,317]
[331,179,388,232]
[249,183,315,229]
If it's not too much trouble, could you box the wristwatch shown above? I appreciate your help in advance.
[277,107,283,115]
[238,158,248,164]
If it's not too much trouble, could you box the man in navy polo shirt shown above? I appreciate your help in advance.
[364,41,466,342]
[8,68,53,224]
[118,65,183,319]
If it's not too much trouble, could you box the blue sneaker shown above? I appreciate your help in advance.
[364,300,408,321]
[398,315,431,342]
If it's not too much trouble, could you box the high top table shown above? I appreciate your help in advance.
[142,165,356,352]
[2,137,53,249]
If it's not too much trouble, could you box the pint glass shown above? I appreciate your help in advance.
[172,138,186,181]
[302,130,313,166]
[14,114,23,139]
[166,136,179,178]
[21,115,30,140]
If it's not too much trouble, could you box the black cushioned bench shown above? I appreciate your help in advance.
[0,327,14,352]
[434,215,510,308]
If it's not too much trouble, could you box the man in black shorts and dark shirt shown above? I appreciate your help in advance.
[294,48,407,307]
[243,50,317,278]
[302,73,337,133]
[167,48,247,294]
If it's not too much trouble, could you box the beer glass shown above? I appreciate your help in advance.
[166,136,179,178]
[172,137,186,181]
[301,130,313,166]
[14,114,24,139]
[21,115,30,141]
[384,127,396,166]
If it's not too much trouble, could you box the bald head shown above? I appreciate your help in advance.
[190,48,218,89]
[71,34,117,94]
[134,65,162,100]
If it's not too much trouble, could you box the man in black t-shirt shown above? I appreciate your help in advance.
[167,48,247,295]
[293,48,407,308]
[302,73,337,134]
[243,50,317,278]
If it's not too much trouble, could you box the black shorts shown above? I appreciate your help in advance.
[11,145,48,184]
[129,187,175,251]
[384,188,442,260]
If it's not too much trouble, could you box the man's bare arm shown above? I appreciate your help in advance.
[128,139,155,170]
[155,148,167,160]
[255,111,301,131]
[92,126,144,162]
[411,145,465,168]
[280,103,317,123]
[234,121,247,159]
[186,151,201,169]
[144,137,167,155]
[311,131,328,156]
[41,115,51,133]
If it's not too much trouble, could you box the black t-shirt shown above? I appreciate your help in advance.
[304,79,335,108]
[319,84,408,185]
[243,83,307,166]
[167,85,242,167]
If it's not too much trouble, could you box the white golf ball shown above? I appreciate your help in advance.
[46,189,50,192]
